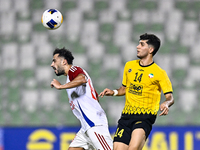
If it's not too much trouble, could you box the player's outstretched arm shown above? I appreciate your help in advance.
[159,93,174,116]
[51,74,87,90]
[51,79,61,89]
[99,88,114,97]
[99,85,126,98]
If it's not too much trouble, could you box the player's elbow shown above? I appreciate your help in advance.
[80,75,87,84]
[77,74,88,84]
[171,98,175,105]
[167,93,174,107]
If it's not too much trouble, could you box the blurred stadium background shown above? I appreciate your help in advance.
[0,0,200,128]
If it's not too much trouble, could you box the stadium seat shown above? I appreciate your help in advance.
[65,110,80,126]
[4,70,18,79]
[114,21,132,46]
[175,1,190,11]
[117,10,131,21]
[7,87,20,106]
[170,110,188,125]
[94,1,109,12]
[2,43,18,69]
[77,0,93,11]
[73,54,88,70]
[20,44,36,69]
[110,0,126,12]
[9,109,23,125]
[21,69,35,79]
[99,23,114,44]
[184,10,199,21]
[44,0,61,11]
[33,22,47,32]
[83,10,98,21]
[100,23,114,34]
[176,44,189,54]
[36,44,53,66]
[88,61,102,79]
[132,10,149,24]
[105,42,120,54]
[103,54,122,71]
[173,69,187,83]
[191,109,200,124]
[0,0,12,12]
[158,0,174,13]
[156,114,174,125]
[143,1,157,10]
[131,33,141,44]
[30,0,44,10]
[99,10,116,23]
[24,111,41,126]
[80,21,99,46]
[133,23,147,35]
[104,69,120,82]
[87,43,105,62]
[13,0,29,14]
[150,23,164,32]
[180,21,198,47]
[159,42,173,54]
[127,0,141,11]
[61,1,77,11]
[43,110,60,125]
[106,99,125,124]
[0,111,6,126]
[192,1,200,13]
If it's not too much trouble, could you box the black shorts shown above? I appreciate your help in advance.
[113,113,156,145]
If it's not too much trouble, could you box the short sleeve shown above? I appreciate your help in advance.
[159,70,173,94]
[68,66,86,81]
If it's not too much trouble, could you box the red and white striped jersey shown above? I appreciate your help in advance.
[66,66,108,132]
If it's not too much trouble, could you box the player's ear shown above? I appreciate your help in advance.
[62,59,68,65]
[149,46,154,55]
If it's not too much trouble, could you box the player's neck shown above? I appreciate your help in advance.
[64,64,73,76]
[140,57,153,66]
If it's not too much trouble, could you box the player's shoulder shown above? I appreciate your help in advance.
[69,66,83,73]
[125,60,139,66]
[153,62,164,70]
[68,65,86,76]
[152,63,167,75]
[68,66,86,81]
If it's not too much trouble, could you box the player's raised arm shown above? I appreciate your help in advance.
[99,85,126,98]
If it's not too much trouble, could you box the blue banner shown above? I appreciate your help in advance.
[2,126,200,150]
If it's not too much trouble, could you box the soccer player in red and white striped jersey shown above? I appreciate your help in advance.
[51,48,113,150]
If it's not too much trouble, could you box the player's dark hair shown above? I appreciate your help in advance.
[140,33,161,56]
[53,47,74,64]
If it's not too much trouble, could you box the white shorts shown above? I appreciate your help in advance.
[69,125,113,150]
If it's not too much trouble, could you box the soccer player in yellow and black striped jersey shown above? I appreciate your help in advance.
[99,33,174,150]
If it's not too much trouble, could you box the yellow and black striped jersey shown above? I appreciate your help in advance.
[122,60,173,115]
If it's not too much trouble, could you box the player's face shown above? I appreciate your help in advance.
[51,54,65,76]
[136,40,151,59]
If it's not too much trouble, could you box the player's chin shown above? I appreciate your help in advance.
[55,72,63,76]
[137,54,141,59]
[54,70,58,75]
[53,70,59,76]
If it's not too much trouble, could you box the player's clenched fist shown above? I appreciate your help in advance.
[51,79,61,89]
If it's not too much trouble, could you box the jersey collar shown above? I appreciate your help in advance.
[139,61,154,67]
